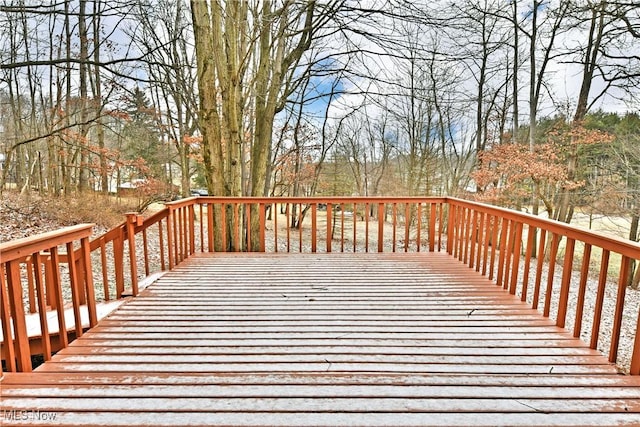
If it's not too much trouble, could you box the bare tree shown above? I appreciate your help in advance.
[131,0,199,197]
[556,0,640,223]
[191,0,346,249]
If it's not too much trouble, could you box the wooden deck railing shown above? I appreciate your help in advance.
[446,197,640,375]
[185,197,447,253]
[2,196,639,375]
[0,224,97,372]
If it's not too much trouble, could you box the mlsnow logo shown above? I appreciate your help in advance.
[3,410,58,422]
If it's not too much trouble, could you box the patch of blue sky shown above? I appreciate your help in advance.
[291,57,347,121]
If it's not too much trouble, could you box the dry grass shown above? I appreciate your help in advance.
[0,190,138,241]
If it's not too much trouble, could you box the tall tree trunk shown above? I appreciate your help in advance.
[556,1,606,224]
[62,0,73,193]
[77,0,90,192]
[92,0,108,193]
[512,0,519,144]
[191,0,226,250]
[629,212,640,289]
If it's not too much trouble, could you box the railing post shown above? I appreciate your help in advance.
[311,204,317,253]
[126,213,139,296]
[26,257,36,313]
[495,219,509,287]
[246,203,252,252]
[610,256,631,364]
[198,203,204,253]
[178,207,185,260]
[429,203,436,252]
[1,265,18,372]
[32,252,52,361]
[377,203,384,253]
[632,308,640,374]
[167,207,175,269]
[326,203,333,253]
[43,254,56,309]
[81,235,98,327]
[189,204,196,255]
[234,203,240,252]
[6,260,32,372]
[447,202,454,255]
[259,203,266,252]
[49,247,68,349]
[508,222,523,295]
[500,219,515,289]
[99,239,110,300]
[66,241,84,338]
[468,210,478,268]
[273,203,279,253]
[556,238,576,327]
[114,227,125,297]
[207,202,214,252]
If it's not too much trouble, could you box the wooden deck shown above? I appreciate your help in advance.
[2,252,640,426]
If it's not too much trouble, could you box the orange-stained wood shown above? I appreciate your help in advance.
[574,243,592,338]
[142,228,150,276]
[26,257,36,313]
[326,203,332,253]
[521,225,536,302]
[0,264,17,372]
[2,252,639,426]
[311,204,317,253]
[0,224,93,262]
[31,252,51,361]
[2,196,640,382]
[591,250,611,349]
[6,260,31,371]
[99,239,109,301]
[632,308,640,374]
[66,241,84,338]
[189,204,195,255]
[495,218,509,287]
[81,236,98,327]
[610,256,631,363]
[543,234,560,318]
[377,203,384,253]
[49,246,68,349]
[557,238,576,328]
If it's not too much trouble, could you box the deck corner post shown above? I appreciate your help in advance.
[126,213,139,296]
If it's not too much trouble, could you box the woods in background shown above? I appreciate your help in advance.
[1,0,639,256]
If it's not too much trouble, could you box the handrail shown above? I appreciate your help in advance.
[446,197,640,375]
[179,196,447,254]
[448,197,640,259]
[2,196,639,375]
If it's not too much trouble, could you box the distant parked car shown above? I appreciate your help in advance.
[190,188,210,196]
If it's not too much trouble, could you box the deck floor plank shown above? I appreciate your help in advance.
[2,252,640,426]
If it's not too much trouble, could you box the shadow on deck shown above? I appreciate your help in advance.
[2,252,640,426]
